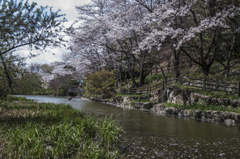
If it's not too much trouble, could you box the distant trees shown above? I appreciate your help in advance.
[84,70,117,96]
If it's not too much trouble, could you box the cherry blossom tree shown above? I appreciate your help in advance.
[65,0,240,93]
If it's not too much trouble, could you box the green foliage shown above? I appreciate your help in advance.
[144,74,164,84]
[14,72,43,95]
[0,97,122,158]
[84,70,117,96]
[57,85,69,96]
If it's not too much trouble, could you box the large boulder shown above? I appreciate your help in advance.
[192,110,202,119]
[234,113,240,123]
[121,96,131,107]
[212,111,221,122]
[167,86,191,105]
[150,103,165,114]
[152,88,168,103]
[172,94,185,105]
[183,109,192,117]
[142,102,153,109]
[132,102,142,109]
[203,110,212,119]
[224,119,237,126]
[230,99,240,107]
[217,98,230,106]
[220,111,235,121]
[164,107,174,115]
[173,107,184,116]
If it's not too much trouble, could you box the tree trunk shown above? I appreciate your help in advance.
[172,48,181,80]
[0,54,13,93]
[139,55,145,86]
[129,70,137,87]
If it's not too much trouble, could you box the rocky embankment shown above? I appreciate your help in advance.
[86,86,240,126]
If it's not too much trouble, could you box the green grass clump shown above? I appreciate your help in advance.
[165,102,240,113]
[0,97,122,158]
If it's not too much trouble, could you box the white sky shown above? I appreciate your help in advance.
[23,0,91,64]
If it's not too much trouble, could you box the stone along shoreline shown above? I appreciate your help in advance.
[87,86,240,126]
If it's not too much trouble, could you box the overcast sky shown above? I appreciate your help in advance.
[22,0,91,64]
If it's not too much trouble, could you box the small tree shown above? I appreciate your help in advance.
[84,70,117,96]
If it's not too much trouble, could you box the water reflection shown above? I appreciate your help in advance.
[19,95,240,158]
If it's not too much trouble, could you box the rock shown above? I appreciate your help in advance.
[89,97,95,101]
[121,96,130,107]
[132,102,142,109]
[185,100,191,105]
[230,99,240,107]
[173,107,183,115]
[183,109,191,117]
[212,111,221,122]
[198,98,205,104]
[203,110,212,119]
[164,107,174,115]
[172,94,185,105]
[220,111,235,121]
[149,97,159,102]
[132,102,152,110]
[190,93,199,104]
[166,86,191,105]
[143,102,153,109]
[218,98,230,105]
[167,92,175,103]
[67,97,72,100]
[234,113,240,123]
[177,109,185,117]
[224,119,237,126]
[150,103,165,114]
[210,98,219,105]
[192,110,202,119]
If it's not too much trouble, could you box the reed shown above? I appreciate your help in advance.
[0,96,122,158]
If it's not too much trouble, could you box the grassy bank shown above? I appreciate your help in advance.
[165,102,240,113]
[0,96,122,158]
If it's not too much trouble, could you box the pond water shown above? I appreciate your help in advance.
[20,95,240,158]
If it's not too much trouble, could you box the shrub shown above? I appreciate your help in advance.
[57,85,69,96]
